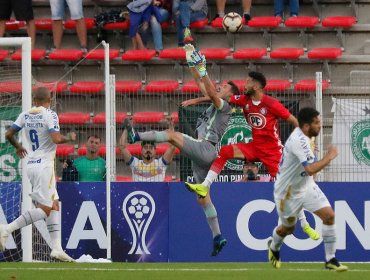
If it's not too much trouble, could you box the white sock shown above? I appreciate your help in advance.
[46,210,62,251]
[7,208,47,233]
[322,224,336,261]
[298,210,308,228]
[270,226,284,251]
[202,170,218,188]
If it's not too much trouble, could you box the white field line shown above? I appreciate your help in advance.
[0,267,369,272]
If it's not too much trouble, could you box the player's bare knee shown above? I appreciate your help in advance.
[52,200,60,211]
[277,225,295,236]
[322,213,335,225]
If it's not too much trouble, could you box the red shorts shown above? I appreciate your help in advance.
[235,142,282,177]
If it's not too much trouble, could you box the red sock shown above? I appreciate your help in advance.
[210,145,235,174]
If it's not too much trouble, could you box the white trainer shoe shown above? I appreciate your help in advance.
[0,224,9,251]
[50,249,75,262]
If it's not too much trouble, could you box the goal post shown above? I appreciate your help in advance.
[0,37,33,262]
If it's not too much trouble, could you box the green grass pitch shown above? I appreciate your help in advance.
[1,262,370,280]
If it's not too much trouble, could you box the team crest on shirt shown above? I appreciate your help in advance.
[247,113,267,129]
[260,107,267,115]
[244,104,249,111]
[235,95,241,100]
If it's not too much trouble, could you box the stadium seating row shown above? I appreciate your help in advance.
[4,15,357,31]
[56,143,180,156]
[0,79,330,94]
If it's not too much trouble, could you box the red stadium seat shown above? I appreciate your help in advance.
[160,21,172,29]
[103,21,129,30]
[170,112,179,124]
[116,80,142,93]
[233,48,267,59]
[264,80,292,91]
[322,16,357,28]
[34,81,69,93]
[284,16,320,28]
[69,81,104,94]
[211,17,223,28]
[64,18,96,29]
[56,144,74,156]
[122,49,156,61]
[159,48,186,59]
[85,49,120,60]
[35,19,53,30]
[181,80,217,93]
[11,49,46,61]
[0,81,22,93]
[248,16,282,28]
[132,112,166,123]
[190,18,209,28]
[200,48,231,59]
[93,112,128,124]
[308,48,342,59]
[5,20,25,30]
[116,176,133,182]
[164,176,173,182]
[126,144,142,155]
[145,80,179,93]
[156,143,180,155]
[59,112,90,124]
[48,49,84,61]
[225,79,246,93]
[78,145,119,156]
[294,79,330,91]
[0,50,9,61]
[270,48,304,59]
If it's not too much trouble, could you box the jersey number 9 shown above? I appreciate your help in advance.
[29,129,39,151]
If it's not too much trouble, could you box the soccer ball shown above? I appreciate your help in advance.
[222,12,243,33]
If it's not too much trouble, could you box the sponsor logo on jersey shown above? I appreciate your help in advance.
[217,109,252,170]
[351,119,370,166]
[27,158,41,164]
[247,113,266,129]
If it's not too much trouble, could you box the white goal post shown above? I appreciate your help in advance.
[0,37,32,261]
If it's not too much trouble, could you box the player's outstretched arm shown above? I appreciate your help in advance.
[118,130,133,163]
[304,145,338,176]
[5,127,27,158]
[50,131,76,144]
[286,114,299,127]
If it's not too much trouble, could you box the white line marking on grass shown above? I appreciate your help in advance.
[0,267,369,272]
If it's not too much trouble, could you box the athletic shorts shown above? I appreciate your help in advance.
[50,0,84,20]
[275,183,331,227]
[0,0,34,21]
[182,134,218,183]
[27,163,59,208]
[235,142,282,177]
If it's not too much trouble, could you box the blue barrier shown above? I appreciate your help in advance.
[0,182,369,262]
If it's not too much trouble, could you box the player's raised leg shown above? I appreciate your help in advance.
[298,210,320,240]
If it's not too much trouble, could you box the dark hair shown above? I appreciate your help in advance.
[33,87,50,103]
[297,107,320,128]
[227,81,241,95]
[248,71,267,89]
[141,141,156,147]
[87,135,101,141]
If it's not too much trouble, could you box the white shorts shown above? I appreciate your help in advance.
[27,163,59,208]
[275,183,331,227]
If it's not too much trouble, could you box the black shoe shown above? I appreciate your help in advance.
[325,258,348,272]
[243,14,251,24]
[211,234,227,256]
[212,13,224,21]
[123,118,139,144]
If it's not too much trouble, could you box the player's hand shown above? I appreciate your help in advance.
[326,145,338,160]
[181,99,197,107]
[118,130,128,150]
[63,160,68,169]
[184,44,196,67]
[16,146,27,158]
[190,50,206,67]
[67,132,77,142]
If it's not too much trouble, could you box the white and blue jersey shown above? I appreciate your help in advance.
[12,106,60,163]
[274,127,317,200]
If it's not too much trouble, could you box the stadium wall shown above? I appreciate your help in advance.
[1,182,369,262]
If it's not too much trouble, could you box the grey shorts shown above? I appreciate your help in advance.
[182,134,218,183]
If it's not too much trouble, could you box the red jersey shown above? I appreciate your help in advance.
[230,94,291,148]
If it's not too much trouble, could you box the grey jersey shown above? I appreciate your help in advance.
[196,99,232,144]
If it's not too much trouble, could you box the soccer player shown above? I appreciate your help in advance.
[268,107,348,272]
[186,70,320,240]
[0,87,75,262]
[124,48,239,256]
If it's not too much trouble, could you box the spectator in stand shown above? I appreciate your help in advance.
[141,0,172,54]
[239,161,261,182]
[213,0,252,23]
[127,0,162,50]
[274,0,299,19]
[49,0,88,52]
[63,135,106,181]
[118,128,176,182]
[0,0,36,49]
[173,0,207,46]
